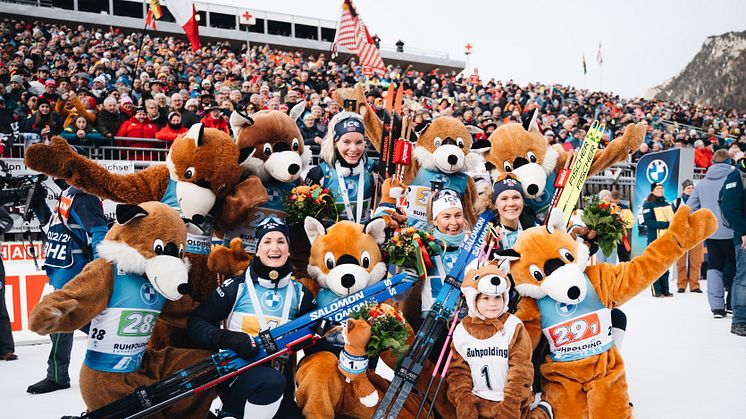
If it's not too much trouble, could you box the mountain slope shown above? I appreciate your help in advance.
[652,30,746,110]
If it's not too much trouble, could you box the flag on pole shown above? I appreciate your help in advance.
[145,0,162,30]
[596,42,603,65]
[332,0,385,75]
[149,0,162,19]
[163,0,200,52]
[582,53,587,75]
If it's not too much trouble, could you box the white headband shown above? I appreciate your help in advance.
[432,191,463,219]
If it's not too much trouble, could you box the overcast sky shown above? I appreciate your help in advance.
[215,0,746,98]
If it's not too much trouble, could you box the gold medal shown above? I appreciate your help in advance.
[269,270,279,280]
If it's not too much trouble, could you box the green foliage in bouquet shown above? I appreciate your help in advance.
[282,184,337,226]
[382,227,441,276]
[349,302,410,357]
[581,196,626,258]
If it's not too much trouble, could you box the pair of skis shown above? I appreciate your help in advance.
[375,83,414,210]
[373,209,495,419]
[73,274,413,419]
[552,120,605,225]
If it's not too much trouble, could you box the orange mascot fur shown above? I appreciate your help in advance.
[501,207,716,418]
[479,111,645,220]
[29,202,214,417]
[447,263,550,419]
[23,125,268,349]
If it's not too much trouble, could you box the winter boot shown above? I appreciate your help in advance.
[27,378,70,394]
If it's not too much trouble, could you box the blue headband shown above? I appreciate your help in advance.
[255,215,289,242]
[491,176,523,202]
[333,116,365,142]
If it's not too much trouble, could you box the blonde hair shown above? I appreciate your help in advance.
[320,111,366,165]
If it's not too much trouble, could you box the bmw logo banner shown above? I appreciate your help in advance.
[631,148,695,257]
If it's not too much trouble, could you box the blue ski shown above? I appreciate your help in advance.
[77,274,412,419]
[373,210,495,419]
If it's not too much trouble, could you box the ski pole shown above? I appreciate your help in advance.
[414,298,464,419]
[422,348,454,419]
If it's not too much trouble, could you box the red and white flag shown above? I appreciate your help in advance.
[164,0,200,52]
[332,0,385,76]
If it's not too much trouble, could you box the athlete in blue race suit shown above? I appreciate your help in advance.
[188,216,314,419]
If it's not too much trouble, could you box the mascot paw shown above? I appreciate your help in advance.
[359,389,379,407]
[455,393,480,419]
[621,122,648,152]
[381,178,407,203]
[219,176,269,229]
[29,299,78,335]
[24,136,78,177]
[208,238,251,276]
[666,206,717,250]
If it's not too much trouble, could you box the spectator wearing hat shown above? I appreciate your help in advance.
[642,182,674,297]
[156,111,187,142]
[41,79,60,104]
[28,66,50,95]
[200,101,229,135]
[118,95,136,119]
[55,91,96,130]
[21,97,62,140]
[672,179,703,293]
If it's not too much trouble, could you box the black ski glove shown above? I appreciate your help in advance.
[216,330,259,359]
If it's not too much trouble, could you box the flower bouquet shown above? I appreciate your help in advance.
[382,227,441,276]
[349,302,409,357]
[283,184,337,226]
[581,197,627,258]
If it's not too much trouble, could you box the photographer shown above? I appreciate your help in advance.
[0,206,16,361]
[26,185,108,394]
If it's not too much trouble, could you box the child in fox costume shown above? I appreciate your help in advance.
[23,125,268,349]
[502,207,716,418]
[29,202,214,416]
[447,262,552,419]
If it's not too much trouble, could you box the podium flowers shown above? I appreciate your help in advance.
[383,227,441,276]
[581,197,626,258]
[349,302,409,356]
[283,184,337,226]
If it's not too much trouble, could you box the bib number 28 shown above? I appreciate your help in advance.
[118,310,158,337]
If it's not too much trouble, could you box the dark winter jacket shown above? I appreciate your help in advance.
[720,168,746,240]
[642,196,672,244]
[94,109,126,138]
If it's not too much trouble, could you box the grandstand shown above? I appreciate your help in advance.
[0,0,464,72]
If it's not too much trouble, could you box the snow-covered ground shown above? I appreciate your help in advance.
[1,277,744,418]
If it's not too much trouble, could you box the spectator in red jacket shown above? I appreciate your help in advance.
[155,111,187,142]
[115,107,159,160]
[694,139,713,168]
[200,102,230,135]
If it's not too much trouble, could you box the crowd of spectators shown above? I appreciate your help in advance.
[1,17,745,168]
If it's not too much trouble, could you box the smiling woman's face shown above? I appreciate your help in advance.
[256,231,289,268]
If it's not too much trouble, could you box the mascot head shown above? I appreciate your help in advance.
[230,109,311,183]
[166,123,243,223]
[97,202,190,301]
[305,217,387,297]
[461,263,512,320]
[415,116,481,174]
[501,208,590,305]
[481,111,558,199]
